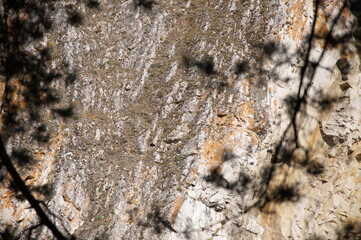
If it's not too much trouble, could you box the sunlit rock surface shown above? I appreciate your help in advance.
[0,0,360,239]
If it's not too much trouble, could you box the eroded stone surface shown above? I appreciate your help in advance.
[1,0,360,239]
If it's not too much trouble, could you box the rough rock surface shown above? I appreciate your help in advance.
[0,0,360,240]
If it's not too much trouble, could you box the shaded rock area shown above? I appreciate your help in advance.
[0,0,360,240]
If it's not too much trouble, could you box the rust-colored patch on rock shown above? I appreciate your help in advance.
[171,99,260,224]
[259,165,303,238]
[1,190,14,209]
[242,78,250,95]
[201,101,258,174]
[315,7,329,39]
[285,0,309,45]
[202,141,225,172]
[170,195,184,224]
[0,123,63,228]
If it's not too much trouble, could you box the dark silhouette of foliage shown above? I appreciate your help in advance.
[32,123,51,143]
[303,159,324,175]
[0,0,99,235]
[0,0,98,238]
[186,0,358,238]
[203,149,252,195]
[330,1,359,39]
[336,221,361,240]
[139,207,177,234]
[204,166,251,194]
[222,148,237,161]
[0,138,69,240]
[87,0,100,9]
[0,0,357,239]
[247,0,351,215]
[66,4,83,26]
[349,0,361,43]
[11,148,35,167]
[234,61,248,75]
[0,226,14,240]
[52,106,74,118]
[265,184,301,203]
[65,73,77,87]
[134,0,155,10]
[263,42,278,56]
[182,56,217,75]
[195,58,216,75]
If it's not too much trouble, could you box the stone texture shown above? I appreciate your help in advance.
[0,0,361,240]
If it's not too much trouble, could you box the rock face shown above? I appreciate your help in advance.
[0,0,361,239]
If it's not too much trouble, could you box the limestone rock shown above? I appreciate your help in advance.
[1,0,361,240]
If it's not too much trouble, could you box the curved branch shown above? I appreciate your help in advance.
[0,136,69,240]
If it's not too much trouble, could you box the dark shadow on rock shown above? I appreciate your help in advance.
[0,225,15,240]
[336,221,361,240]
[263,42,279,56]
[204,166,251,195]
[66,5,84,26]
[139,207,177,234]
[350,0,361,55]
[32,123,51,143]
[222,148,237,162]
[8,181,53,202]
[309,91,339,113]
[0,0,84,239]
[134,0,156,11]
[303,159,324,176]
[11,148,35,167]
[65,73,77,87]
[87,0,100,9]
[234,61,249,75]
[196,0,355,228]
[252,0,352,217]
[107,1,361,239]
[266,184,301,203]
[182,55,217,76]
[52,105,74,119]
